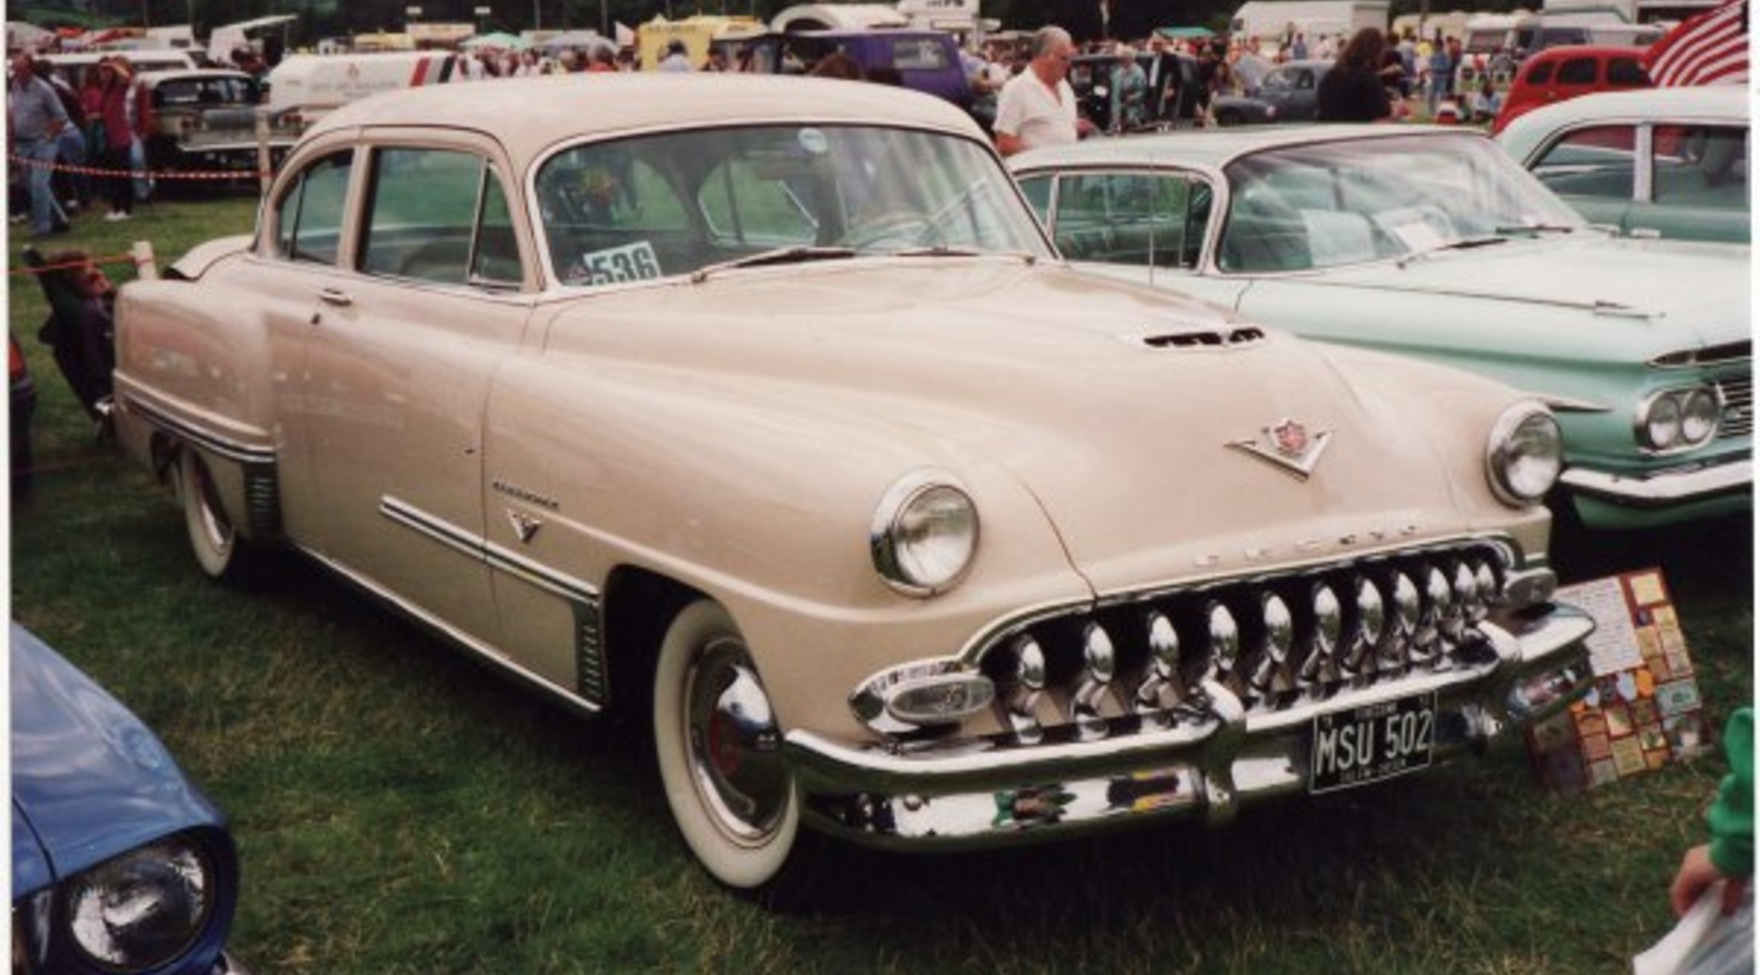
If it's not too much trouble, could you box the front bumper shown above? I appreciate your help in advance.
[787,604,1593,850]
[1560,454,1752,509]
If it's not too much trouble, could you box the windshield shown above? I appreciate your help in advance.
[534,124,1050,288]
[1218,133,1585,273]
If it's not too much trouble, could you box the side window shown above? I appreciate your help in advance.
[1557,57,1597,85]
[273,150,353,265]
[1295,69,1315,90]
[1016,175,1052,222]
[1050,172,1206,269]
[1607,57,1648,86]
[891,38,951,70]
[359,147,523,287]
[1653,124,1748,206]
[1530,125,1637,200]
[1526,60,1556,85]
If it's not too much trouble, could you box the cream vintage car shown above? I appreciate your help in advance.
[112,74,1593,898]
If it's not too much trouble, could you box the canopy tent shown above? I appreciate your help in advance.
[1154,26,1215,40]
[463,30,531,50]
[540,30,617,54]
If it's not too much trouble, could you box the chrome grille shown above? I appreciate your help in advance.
[1718,374,1753,439]
[975,541,1509,741]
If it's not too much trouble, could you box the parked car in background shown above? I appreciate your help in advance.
[12,622,249,975]
[135,68,300,176]
[1212,59,1332,126]
[113,75,1593,900]
[1490,45,1652,135]
[1011,125,1752,531]
[728,29,973,109]
[43,49,198,91]
[1497,85,1749,244]
[1068,48,1203,131]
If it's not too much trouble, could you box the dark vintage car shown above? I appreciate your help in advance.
[11,622,250,974]
[1068,49,1203,132]
[1212,59,1332,126]
[135,68,299,176]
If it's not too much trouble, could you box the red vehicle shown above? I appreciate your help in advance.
[1490,45,1653,134]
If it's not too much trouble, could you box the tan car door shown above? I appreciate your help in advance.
[288,135,534,651]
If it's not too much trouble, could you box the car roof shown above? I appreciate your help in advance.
[1496,85,1750,156]
[309,74,982,161]
[135,68,252,82]
[1009,123,1472,174]
[1523,44,1648,62]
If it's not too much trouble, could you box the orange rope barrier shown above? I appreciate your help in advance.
[7,152,272,181]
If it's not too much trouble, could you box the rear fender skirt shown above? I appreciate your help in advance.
[121,392,282,538]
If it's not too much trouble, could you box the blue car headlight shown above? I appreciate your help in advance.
[66,837,216,971]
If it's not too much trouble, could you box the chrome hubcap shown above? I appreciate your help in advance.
[684,637,788,845]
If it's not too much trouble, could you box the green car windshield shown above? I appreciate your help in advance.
[1219,133,1587,273]
[535,124,1051,288]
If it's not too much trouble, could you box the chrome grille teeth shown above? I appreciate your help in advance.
[1070,623,1116,739]
[977,542,1509,734]
[1135,611,1182,719]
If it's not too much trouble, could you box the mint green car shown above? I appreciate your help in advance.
[1010,125,1751,529]
[1496,86,1749,245]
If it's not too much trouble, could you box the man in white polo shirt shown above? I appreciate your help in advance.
[994,26,1092,156]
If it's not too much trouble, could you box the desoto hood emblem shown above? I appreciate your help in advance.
[1228,419,1333,480]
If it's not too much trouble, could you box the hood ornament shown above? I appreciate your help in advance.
[1228,418,1333,480]
[506,509,543,544]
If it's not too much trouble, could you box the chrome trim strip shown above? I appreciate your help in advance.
[378,495,607,705]
[293,543,604,717]
[1559,458,1753,506]
[379,496,600,603]
[119,392,277,465]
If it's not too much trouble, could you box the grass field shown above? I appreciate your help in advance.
[8,191,1753,975]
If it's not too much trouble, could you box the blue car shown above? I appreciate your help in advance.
[11,623,249,975]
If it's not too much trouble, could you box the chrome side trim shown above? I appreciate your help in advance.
[1559,457,1754,506]
[293,543,604,717]
[119,392,277,465]
[378,495,606,705]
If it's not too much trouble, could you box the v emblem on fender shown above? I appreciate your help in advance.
[1226,418,1333,481]
[506,509,543,544]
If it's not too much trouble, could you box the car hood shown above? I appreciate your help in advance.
[1293,233,1751,350]
[9,624,224,896]
[545,259,1525,591]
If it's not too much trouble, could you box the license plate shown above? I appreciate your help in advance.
[1309,692,1436,794]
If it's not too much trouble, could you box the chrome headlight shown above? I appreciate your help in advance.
[66,838,215,971]
[870,473,978,596]
[1638,386,1721,452]
[1487,401,1562,506]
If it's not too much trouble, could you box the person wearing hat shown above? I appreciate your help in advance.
[659,39,692,73]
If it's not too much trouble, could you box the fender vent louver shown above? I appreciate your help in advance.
[1142,327,1266,350]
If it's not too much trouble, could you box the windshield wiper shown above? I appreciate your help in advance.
[1495,223,1577,236]
[891,246,1037,263]
[1396,235,1508,268]
[690,246,856,283]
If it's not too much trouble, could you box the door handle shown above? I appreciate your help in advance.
[317,288,353,307]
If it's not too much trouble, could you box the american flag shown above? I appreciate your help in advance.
[1643,0,1750,86]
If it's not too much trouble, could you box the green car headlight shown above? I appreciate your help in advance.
[1638,386,1722,452]
[1487,401,1562,506]
[66,838,215,971]
[871,473,979,597]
